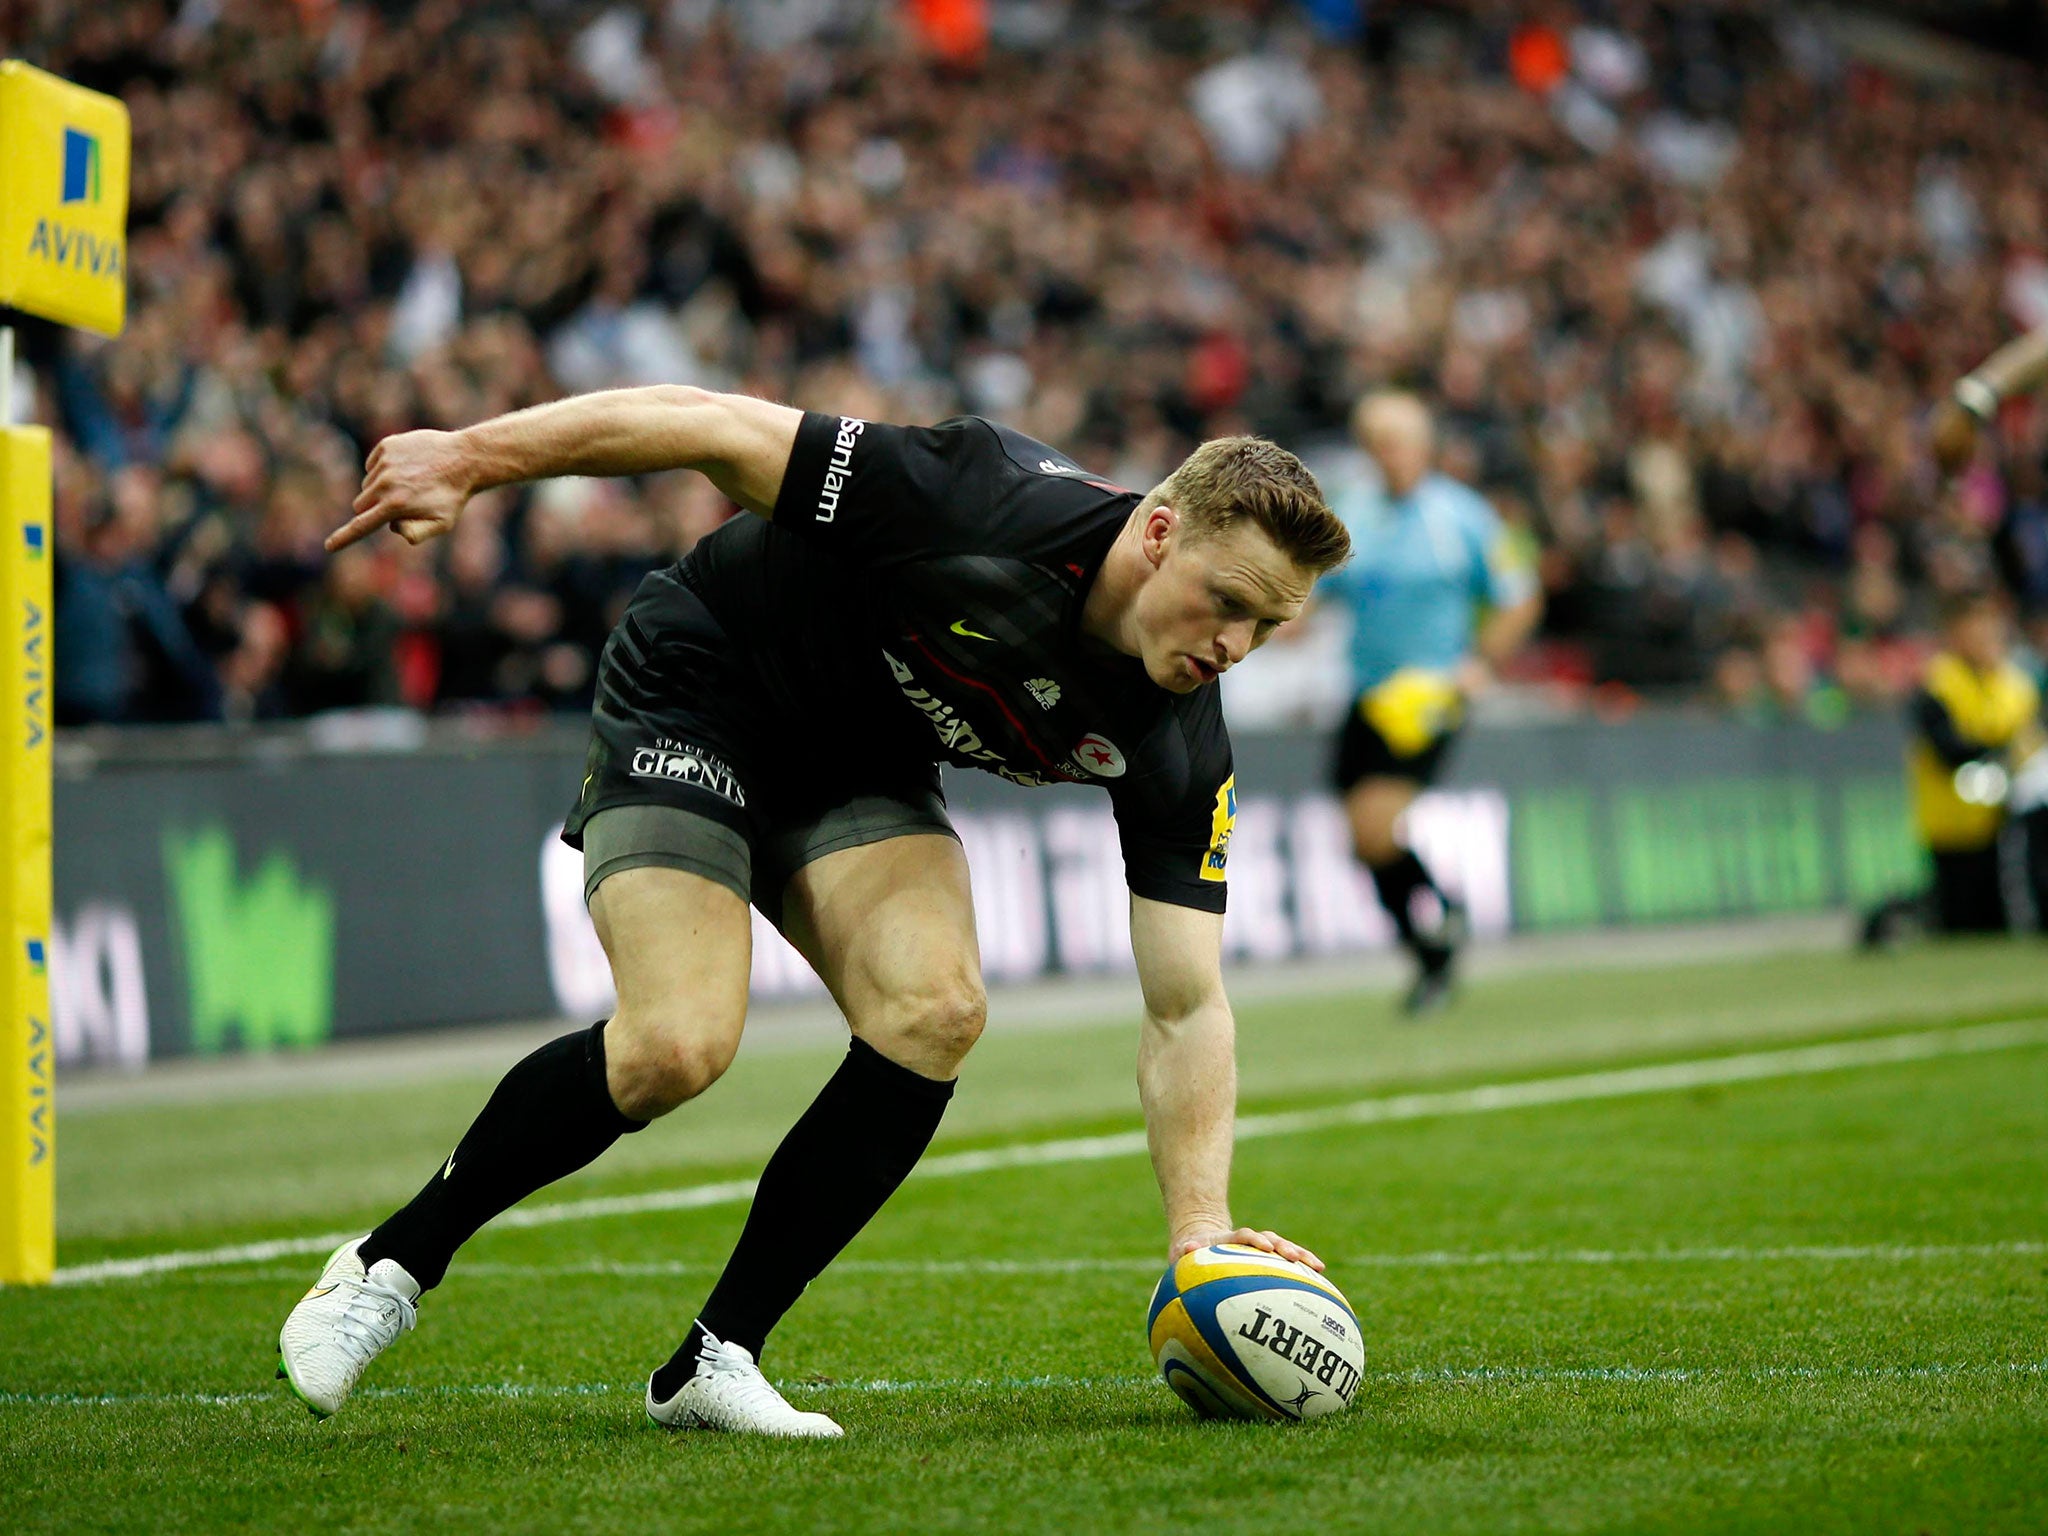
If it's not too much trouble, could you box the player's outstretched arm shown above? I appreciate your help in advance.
[1932,323,2048,474]
[326,386,803,551]
[1130,896,1324,1273]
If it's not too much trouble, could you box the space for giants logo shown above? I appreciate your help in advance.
[629,741,746,805]
[816,417,866,523]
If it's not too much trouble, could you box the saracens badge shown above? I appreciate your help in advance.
[1073,733,1126,778]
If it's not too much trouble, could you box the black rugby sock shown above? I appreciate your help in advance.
[1367,848,1444,951]
[359,1019,643,1291]
[650,1037,953,1397]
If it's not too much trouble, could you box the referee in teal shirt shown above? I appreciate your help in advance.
[1323,392,1542,1013]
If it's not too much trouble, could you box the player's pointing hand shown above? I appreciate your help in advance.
[327,429,473,552]
[1929,398,1987,478]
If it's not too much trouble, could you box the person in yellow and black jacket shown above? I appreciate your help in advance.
[1864,588,2044,943]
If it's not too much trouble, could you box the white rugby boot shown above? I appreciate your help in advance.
[276,1237,420,1418]
[645,1333,844,1439]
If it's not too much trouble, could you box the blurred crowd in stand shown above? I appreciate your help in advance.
[10,0,2048,728]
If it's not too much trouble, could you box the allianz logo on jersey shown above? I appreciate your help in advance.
[629,741,746,806]
[816,417,866,523]
[884,649,1008,769]
[883,650,1124,784]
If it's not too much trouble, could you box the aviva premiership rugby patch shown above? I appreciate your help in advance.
[1200,775,1236,882]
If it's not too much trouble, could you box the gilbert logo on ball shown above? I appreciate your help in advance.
[1147,1244,1364,1420]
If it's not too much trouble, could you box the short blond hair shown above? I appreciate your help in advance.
[1143,436,1349,574]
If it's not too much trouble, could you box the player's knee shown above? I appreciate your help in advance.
[1351,815,1402,866]
[1359,833,1403,867]
[865,974,987,1076]
[906,976,988,1064]
[605,1007,739,1119]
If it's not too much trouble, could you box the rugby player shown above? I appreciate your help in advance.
[1323,392,1540,1014]
[276,387,1351,1437]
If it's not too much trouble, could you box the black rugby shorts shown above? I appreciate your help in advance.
[562,566,955,920]
[1331,703,1461,792]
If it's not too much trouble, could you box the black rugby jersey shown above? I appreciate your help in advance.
[681,410,1237,913]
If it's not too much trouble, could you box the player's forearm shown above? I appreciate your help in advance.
[1137,997,1239,1243]
[450,387,704,487]
[1959,325,2048,415]
[451,386,793,514]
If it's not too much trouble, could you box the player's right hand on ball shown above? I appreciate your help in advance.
[327,430,472,552]
[1929,399,1982,476]
[1170,1226,1325,1273]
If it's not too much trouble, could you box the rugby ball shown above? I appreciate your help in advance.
[1147,1243,1364,1421]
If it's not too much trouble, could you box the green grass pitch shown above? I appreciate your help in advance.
[4,940,2047,1533]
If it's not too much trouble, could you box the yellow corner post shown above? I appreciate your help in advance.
[1,426,53,1283]
[0,59,128,1284]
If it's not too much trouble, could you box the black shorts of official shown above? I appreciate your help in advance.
[1929,846,2007,934]
[560,567,956,923]
[2025,807,2048,927]
[1332,706,1461,793]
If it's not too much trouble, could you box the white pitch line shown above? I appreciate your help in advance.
[1341,1239,2048,1269]
[5,1361,2045,1413]
[45,1017,2048,1287]
[329,1240,2048,1279]
[63,1238,2048,1286]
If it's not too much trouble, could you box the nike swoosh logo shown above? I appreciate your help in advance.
[302,1283,338,1302]
[949,620,997,642]
[443,1152,458,1180]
